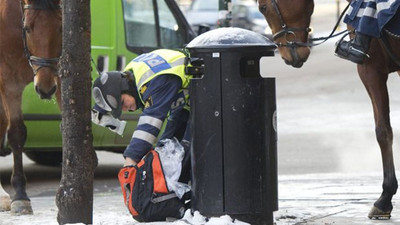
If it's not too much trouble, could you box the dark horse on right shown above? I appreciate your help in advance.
[258,0,400,220]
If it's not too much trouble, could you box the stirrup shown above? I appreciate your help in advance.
[335,31,369,64]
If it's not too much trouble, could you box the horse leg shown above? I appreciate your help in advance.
[358,67,397,219]
[8,122,32,215]
[0,79,12,212]
[6,92,32,215]
[0,85,11,157]
[0,176,11,212]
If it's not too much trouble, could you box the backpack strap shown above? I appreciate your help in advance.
[151,193,178,203]
[150,150,169,193]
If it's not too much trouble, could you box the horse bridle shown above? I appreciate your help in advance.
[261,0,351,49]
[20,0,61,76]
[268,0,312,48]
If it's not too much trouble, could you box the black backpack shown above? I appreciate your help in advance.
[118,150,186,222]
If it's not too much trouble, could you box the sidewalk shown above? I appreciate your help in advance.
[2,172,400,225]
[276,173,400,225]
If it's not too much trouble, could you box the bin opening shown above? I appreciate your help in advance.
[240,57,262,78]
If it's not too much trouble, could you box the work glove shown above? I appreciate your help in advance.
[91,108,127,136]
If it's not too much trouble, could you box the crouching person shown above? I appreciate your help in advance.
[91,49,191,222]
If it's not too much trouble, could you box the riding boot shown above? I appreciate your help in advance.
[335,31,372,64]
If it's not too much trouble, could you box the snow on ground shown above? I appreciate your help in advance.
[0,192,250,225]
[2,173,399,225]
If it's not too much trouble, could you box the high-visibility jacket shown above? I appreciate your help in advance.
[122,49,191,162]
[124,49,190,105]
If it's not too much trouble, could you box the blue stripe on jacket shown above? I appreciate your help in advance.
[344,0,400,37]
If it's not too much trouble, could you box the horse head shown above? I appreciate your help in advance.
[21,0,62,99]
[258,0,314,68]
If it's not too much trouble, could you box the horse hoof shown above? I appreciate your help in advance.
[0,195,11,211]
[368,206,391,220]
[10,200,33,215]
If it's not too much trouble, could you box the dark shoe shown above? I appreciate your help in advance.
[335,32,371,64]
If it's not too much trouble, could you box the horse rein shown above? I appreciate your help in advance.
[20,1,61,76]
[263,0,351,48]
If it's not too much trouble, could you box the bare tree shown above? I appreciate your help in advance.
[56,0,98,224]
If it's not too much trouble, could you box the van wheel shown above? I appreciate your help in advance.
[25,151,62,167]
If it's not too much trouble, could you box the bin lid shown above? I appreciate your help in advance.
[186,27,276,51]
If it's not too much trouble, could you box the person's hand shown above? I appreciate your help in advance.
[91,109,127,136]
[124,157,137,167]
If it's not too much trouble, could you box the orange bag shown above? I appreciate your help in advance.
[118,150,186,222]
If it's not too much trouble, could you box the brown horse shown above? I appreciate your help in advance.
[258,0,400,220]
[0,0,62,214]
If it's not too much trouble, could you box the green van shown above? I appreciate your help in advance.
[20,0,196,165]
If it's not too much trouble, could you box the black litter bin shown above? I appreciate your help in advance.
[185,27,278,225]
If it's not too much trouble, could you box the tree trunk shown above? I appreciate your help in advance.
[56,0,98,224]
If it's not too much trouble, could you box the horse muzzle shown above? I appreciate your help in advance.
[35,84,57,100]
[279,44,310,68]
[283,57,304,68]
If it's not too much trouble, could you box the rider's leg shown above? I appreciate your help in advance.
[335,31,372,64]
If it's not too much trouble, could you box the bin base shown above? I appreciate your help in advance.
[198,212,274,225]
[232,212,274,225]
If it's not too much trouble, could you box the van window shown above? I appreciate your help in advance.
[122,0,157,48]
[157,0,184,48]
[122,0,185,49]
[191,0,219,11]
